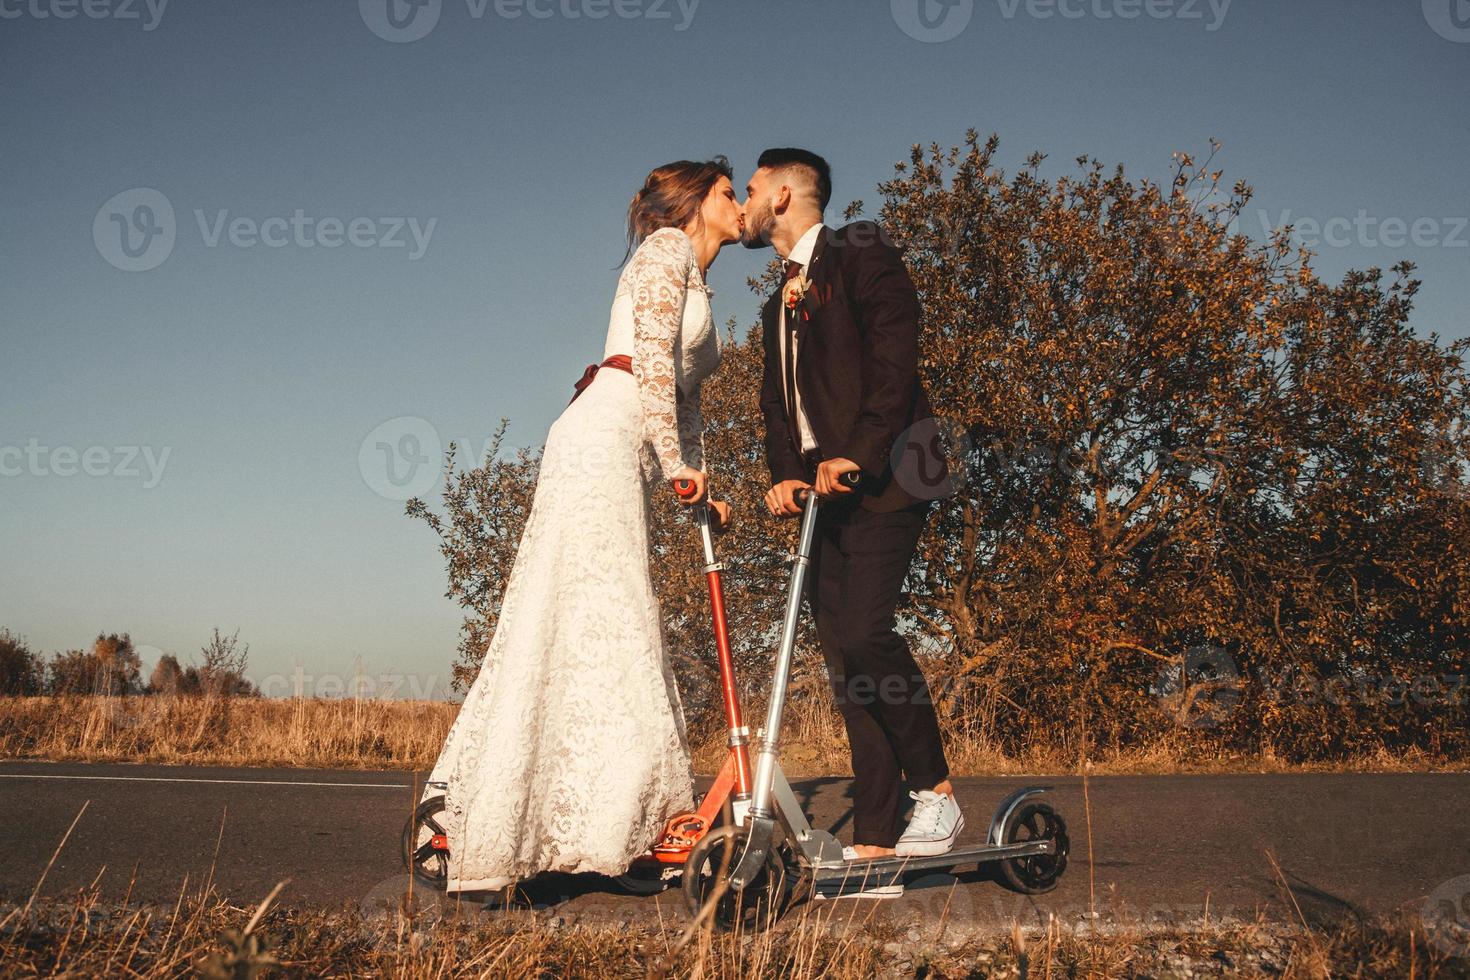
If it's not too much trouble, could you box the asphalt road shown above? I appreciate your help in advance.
[2,761,1466,933]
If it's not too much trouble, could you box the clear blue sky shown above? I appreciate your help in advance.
[3,0,1467,697]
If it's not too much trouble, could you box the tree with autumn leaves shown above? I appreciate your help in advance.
[411,132,1469,762]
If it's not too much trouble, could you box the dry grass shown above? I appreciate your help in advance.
[692,695,1470,778]
[2,875,1467,979]
[4,702,1467,977]
[0,695,456,770]
[1,694,1466,775]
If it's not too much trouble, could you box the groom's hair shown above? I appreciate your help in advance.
[757,148,831,213]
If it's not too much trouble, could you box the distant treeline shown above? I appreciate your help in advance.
[0,627,258,698]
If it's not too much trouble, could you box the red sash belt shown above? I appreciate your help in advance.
[571,355,632,404]
[570,354,684,405]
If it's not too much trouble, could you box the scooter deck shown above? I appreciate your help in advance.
[761,762,1062,894]
[810,837,1059,887]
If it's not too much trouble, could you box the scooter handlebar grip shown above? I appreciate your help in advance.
[673,478,698,499]
[796,470,862,504]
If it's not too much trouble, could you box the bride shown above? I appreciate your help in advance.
[423,157,745,893]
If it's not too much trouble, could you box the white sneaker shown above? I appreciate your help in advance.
[812,846,904,899]
[894,790,964,857]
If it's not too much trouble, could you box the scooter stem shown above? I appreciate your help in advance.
[731,472,859,889]
[747,488,823,821]
[674,478,752,798]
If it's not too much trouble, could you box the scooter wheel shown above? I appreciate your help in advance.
[401,794,450,890]
[681,825,789,932]
[997,801,1069,894]
[615,862,676,895]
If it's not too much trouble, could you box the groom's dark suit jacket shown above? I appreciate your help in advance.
[760,220,948,513]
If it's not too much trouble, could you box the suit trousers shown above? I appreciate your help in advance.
[804,494,951,847]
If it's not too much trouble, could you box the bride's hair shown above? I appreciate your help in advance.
[623,156,733,264]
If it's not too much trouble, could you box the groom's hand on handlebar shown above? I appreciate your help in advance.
[814,458,862,497]
[708,500,732,533]
[765,479,811,518]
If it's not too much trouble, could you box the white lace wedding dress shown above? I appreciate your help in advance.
[424,227,721,893]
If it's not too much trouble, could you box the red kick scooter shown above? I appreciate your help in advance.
[612,476,757,893]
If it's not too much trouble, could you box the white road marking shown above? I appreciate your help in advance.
[0,773,411,789]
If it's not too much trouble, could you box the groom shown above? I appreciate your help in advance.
[741,148,961,881]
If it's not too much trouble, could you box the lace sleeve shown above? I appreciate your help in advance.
[628,227,696,480]
[677,383,705,472]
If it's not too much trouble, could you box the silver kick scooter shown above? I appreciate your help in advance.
[682,473,1069,928]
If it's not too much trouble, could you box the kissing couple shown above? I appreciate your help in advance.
[421,148,958,900]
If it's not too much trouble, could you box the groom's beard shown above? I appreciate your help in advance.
[740,201,775,249]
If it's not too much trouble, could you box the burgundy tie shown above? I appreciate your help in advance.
[782,260,803,452]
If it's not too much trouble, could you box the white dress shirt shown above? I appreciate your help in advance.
[780,222,825,454]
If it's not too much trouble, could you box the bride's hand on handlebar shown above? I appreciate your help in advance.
[671,467,707,505]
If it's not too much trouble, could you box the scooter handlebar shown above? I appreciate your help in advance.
[796,470,862,502]
[673,478,699,500]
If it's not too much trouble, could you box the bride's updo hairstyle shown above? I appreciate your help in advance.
[623,156,733,264]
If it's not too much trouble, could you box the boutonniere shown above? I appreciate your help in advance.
[782,272,812,320]
[799,279,834,318]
